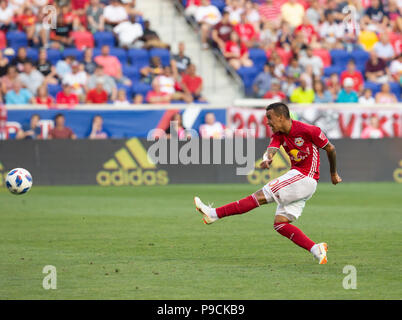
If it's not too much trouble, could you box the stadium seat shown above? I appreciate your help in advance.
[109,48,128,64]
[389,82,401,100]
[211,0,226,12]
[323,65,343,77]
[135,15,145,29]
[47,84,62,98]
[132,81,152,97]
[62,48,84,61]
[6,31,27,49]
[237,66,259,96]
[350,49,369,71]
[248,48,267,70]
[149,48,170,67]
[26,48,38,62]
[46,49,62,65]
[71,31,94,50]
[364,81,381,95]
[0,31,6,49]
[313,49,331,68]
[122,64,141,81]
[128,49,149,68]
[330,49,351,68]
[94,31,116,48]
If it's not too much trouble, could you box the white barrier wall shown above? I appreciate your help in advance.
[228,103,402,139]
[3,102,402,139]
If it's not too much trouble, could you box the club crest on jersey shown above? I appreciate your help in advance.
[294,137,304,147]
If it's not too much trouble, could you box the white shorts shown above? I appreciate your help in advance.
[262,169,317,222]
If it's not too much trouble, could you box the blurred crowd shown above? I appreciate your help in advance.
[184,0,402,102]
[0,0,206,106]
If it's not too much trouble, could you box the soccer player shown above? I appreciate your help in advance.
[194,102,342,264]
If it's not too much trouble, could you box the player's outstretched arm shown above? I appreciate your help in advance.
[323,142,342,185]
[260,147,278,169]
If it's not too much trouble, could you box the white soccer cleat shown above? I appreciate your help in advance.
[312,243,328,264]
[194,196,218,225]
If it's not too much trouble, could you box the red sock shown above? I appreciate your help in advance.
[273,222,315,251]
[216,195,259,219]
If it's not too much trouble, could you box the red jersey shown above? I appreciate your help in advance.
[56,92,79,105]
[86,89,108,104]
[263,91,286,100]
[268,120,329,180]
[181,74,202,93]
[234,23,256,43]
[340,70,364,92]
[225,41,248,58]
[294,24,318,44]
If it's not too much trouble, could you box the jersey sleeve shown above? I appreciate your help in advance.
[267,133,282,149]
[311,126,329,149]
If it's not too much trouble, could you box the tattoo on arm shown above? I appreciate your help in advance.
[325,144,337,175]
[264,147,278,161]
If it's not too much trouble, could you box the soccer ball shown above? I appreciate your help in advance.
[5,168,33,195]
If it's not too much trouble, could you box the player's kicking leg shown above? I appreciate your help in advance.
[194,192,262,225]
[194,171,328,264]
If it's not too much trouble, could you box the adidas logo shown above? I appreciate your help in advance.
[96,138,169,186]
[247,147,290,185]
[394,160,402,183]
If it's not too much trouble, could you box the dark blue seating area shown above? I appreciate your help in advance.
[128,49,151,68]
[132,81,152,97]
[46,49,63,65]
[365,81,401,98]
[48,84,62,98]
[1,46,176,100]
[62,48,84,61]
[149,48,171,67]
[237,66,259,96]
[6,31,27,49]
[237,47,401,101]
[94,31,116,48]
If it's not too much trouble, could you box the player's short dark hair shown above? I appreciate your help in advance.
[266,102,290,119]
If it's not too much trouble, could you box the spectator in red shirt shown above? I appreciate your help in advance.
[340,59,364,94]
[234,12,257,48]
[48,113,77,140]
[72,0,90,12]
[16,7,38,46]
[56,84,79,107]
[224,31,253,70]
[294,16,318,46]
[181,64,206,102]
[62,3,81,30]
[35,85,54,107]
[86,80,109,103]
[263,79,287,101]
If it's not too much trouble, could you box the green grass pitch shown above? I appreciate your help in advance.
[0,183,401,300]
